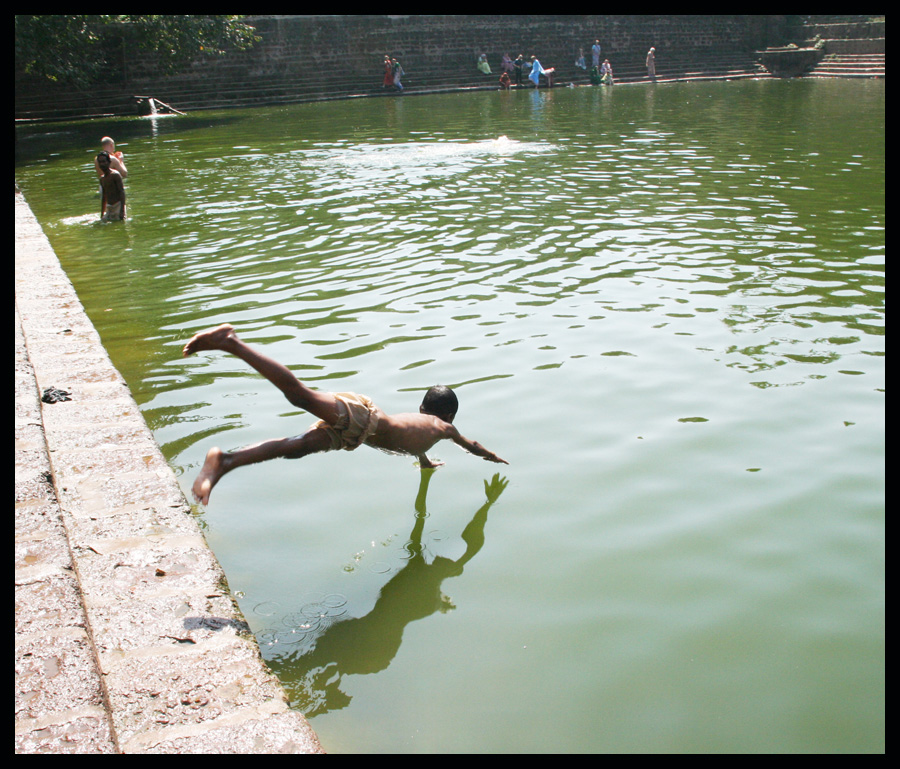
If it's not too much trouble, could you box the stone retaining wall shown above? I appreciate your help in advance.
[15,191,324,754]
[16,15,784,120]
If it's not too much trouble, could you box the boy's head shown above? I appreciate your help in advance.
[96,150,111,170]
[100,136,115,150]
[420,385,458,423]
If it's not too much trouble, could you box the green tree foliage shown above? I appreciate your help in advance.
[15,15,260,88]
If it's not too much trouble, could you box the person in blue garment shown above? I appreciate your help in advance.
[528,55,555,88]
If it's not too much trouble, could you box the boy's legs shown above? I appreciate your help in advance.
[192,427,333,504]
[183,324,340,424]
[184,324,345,503]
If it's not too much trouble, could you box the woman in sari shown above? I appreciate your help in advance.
[528,56,555,88]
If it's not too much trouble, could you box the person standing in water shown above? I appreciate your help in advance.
[97,151,126,221]
[94,136,127,180]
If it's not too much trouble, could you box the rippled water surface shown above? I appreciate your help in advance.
[17,79,884,753]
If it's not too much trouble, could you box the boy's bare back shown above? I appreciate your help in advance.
[367,410,505,467]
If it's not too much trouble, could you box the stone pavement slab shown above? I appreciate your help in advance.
[15,192,324,754]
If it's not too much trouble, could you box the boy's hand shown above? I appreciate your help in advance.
[418,454,445,469]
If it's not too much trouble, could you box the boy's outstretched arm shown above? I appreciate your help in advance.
[448,426,508,464]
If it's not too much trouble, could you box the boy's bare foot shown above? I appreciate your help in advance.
[192,447,229,505]
[183,323,237,357]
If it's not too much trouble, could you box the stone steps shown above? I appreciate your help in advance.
[767,15,885,79]
[18,15,797,121]
[15,46,768,121]
[158,56,766,111]
[17,15,886,121]
[805,53,885,78]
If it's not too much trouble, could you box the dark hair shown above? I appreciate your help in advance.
[421,385,458,421]
[96,150,110,164]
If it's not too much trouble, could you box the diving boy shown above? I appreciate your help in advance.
[182,324,508,504]
[97,151,126,221]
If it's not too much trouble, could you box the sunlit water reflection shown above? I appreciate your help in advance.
[16,79,883,753]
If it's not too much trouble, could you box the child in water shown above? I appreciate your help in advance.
[94,136,127,180]
[183,324,508,504]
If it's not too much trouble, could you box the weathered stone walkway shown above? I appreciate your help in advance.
[15,191,324,754]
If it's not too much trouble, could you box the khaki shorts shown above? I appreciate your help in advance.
[313,392,380,451]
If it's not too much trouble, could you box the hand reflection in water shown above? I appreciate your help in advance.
[269,470,509,716]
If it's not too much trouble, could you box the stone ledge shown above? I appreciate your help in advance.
[15,191,324,754]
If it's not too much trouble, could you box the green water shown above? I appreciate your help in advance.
[16,79,884,753]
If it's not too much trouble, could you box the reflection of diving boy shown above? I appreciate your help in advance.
[97,151,126,221]
[182,324,509,504]
[279,470,509,715]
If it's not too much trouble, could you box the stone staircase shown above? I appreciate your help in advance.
[15,48,769,123]
[792,15,884,78]
[14,16,785,122]
[562,51,767,86]
[807,53,885,78]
